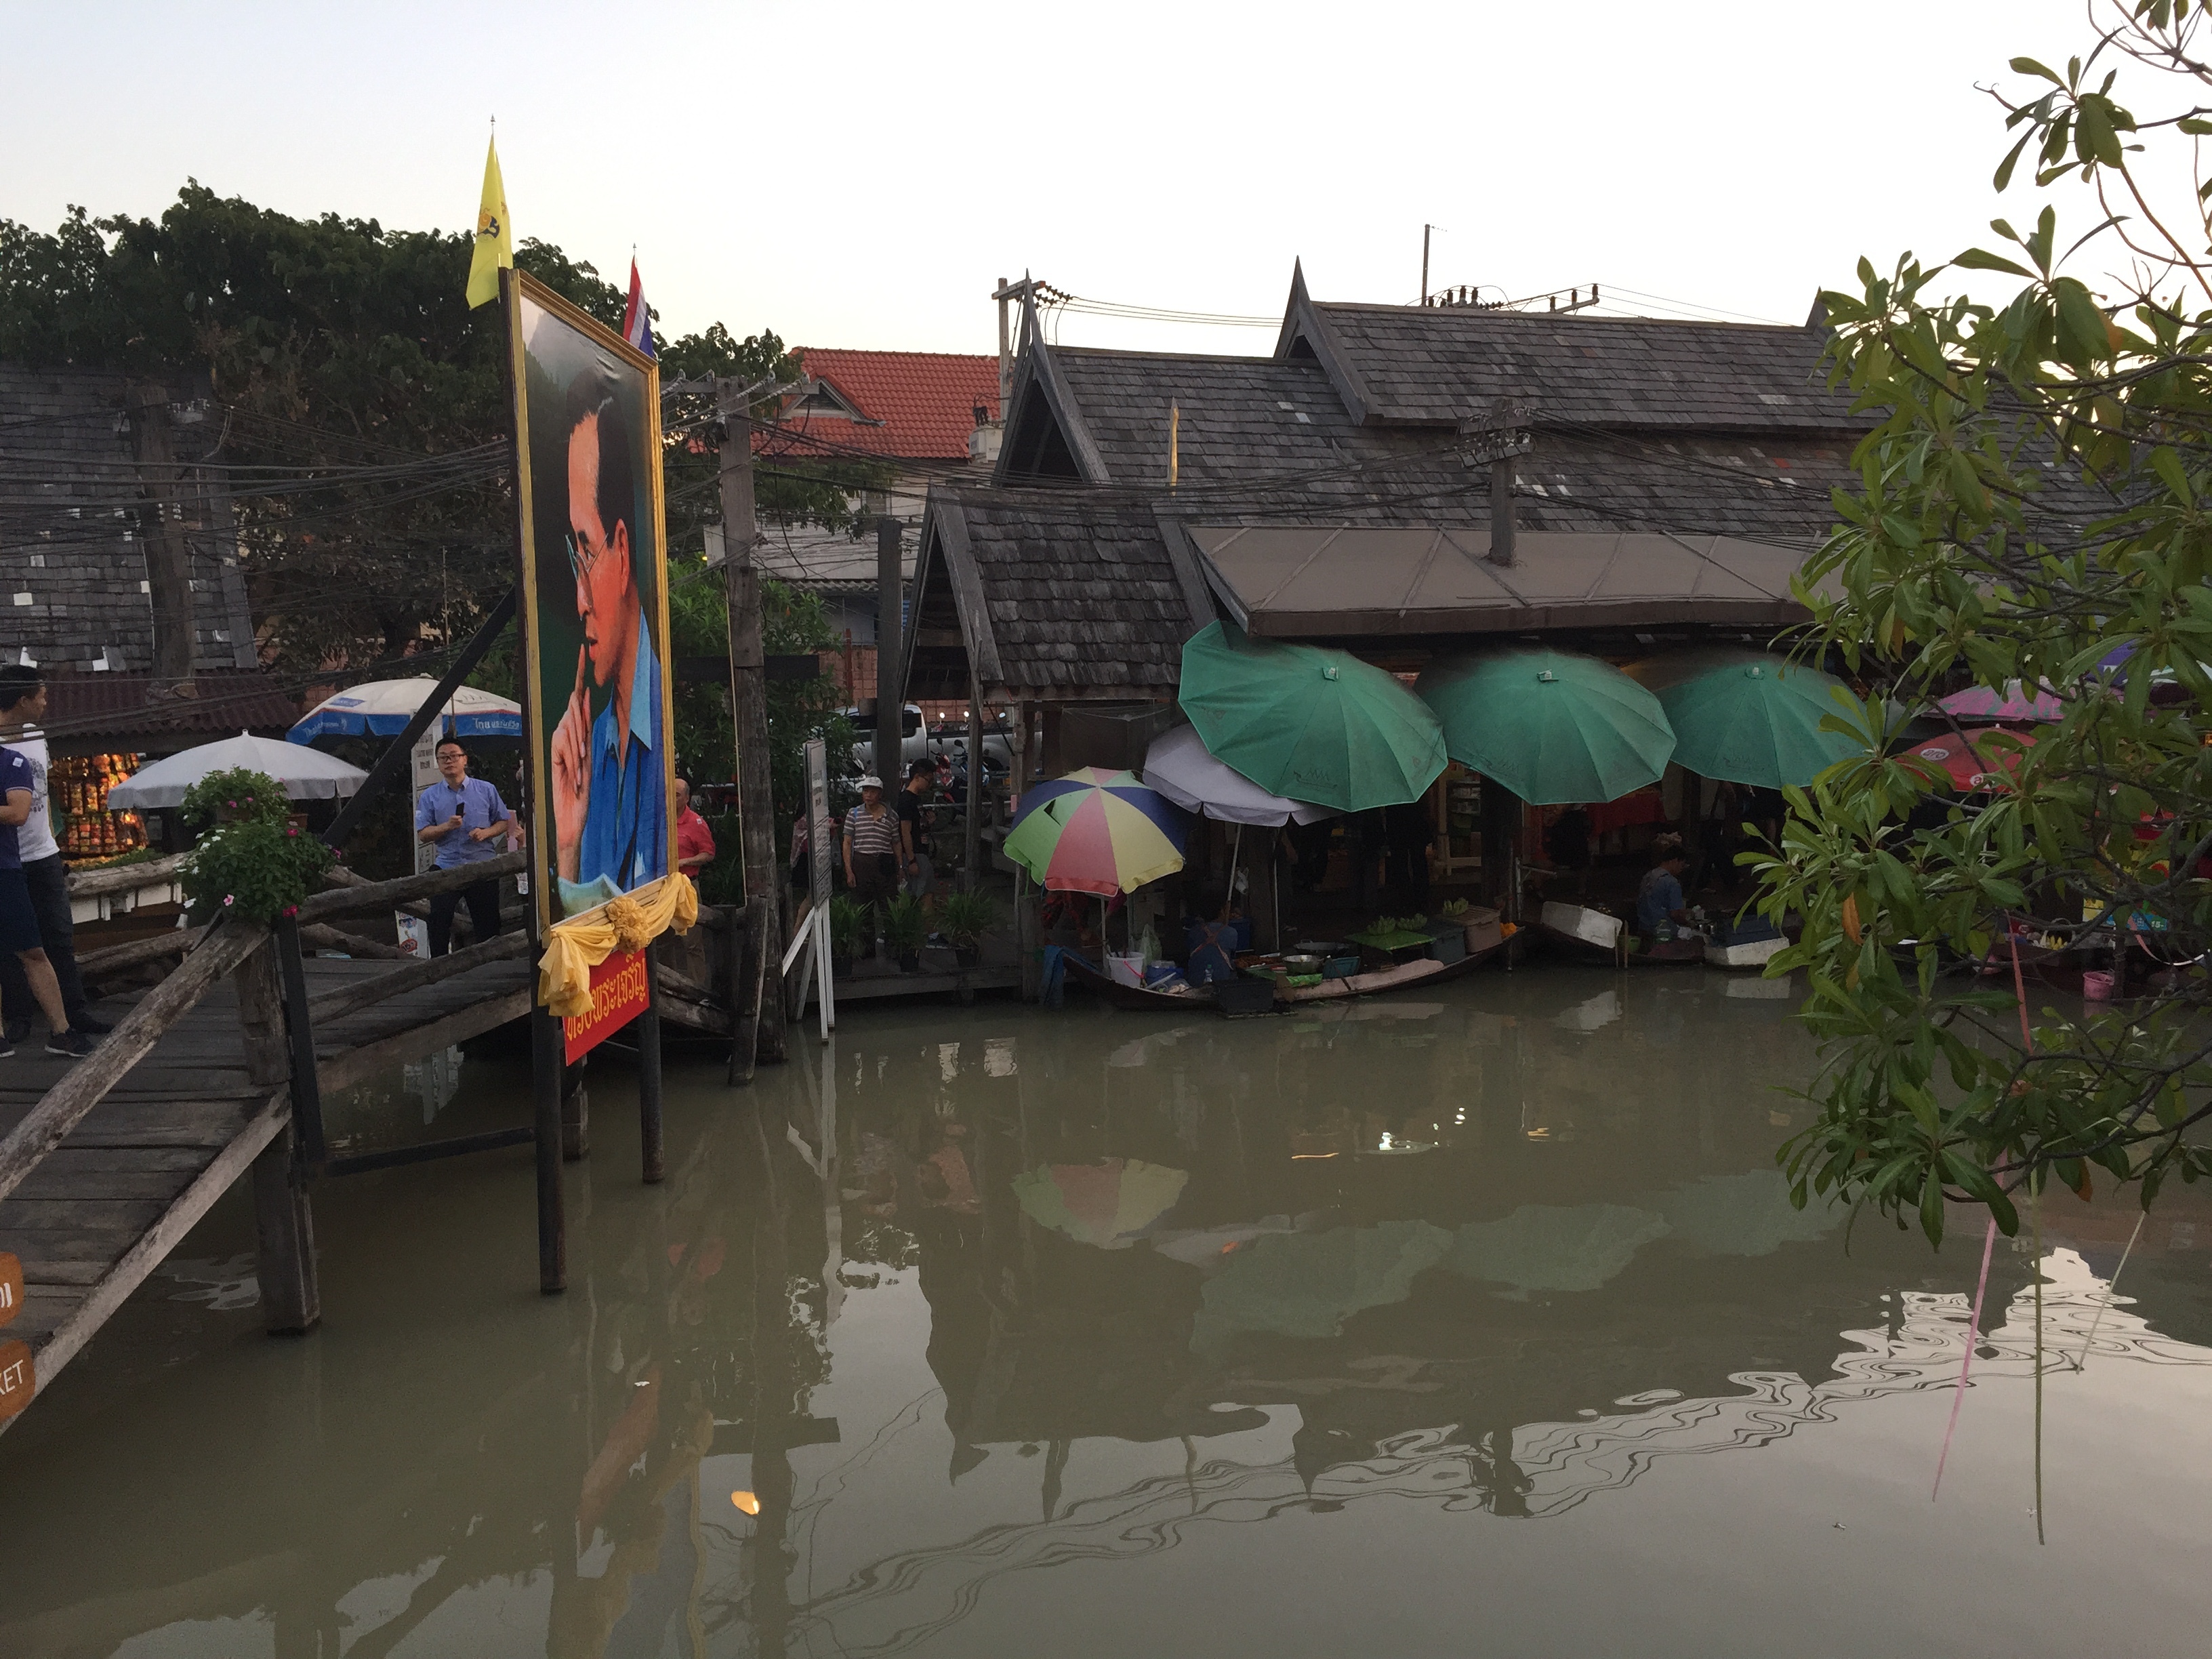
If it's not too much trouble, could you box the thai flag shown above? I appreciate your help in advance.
[621,259,655,358]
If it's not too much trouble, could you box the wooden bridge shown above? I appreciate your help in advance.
[0,852,741,1432]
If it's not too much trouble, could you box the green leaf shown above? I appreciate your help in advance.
[1953,247,2036,278]
[2010,56,2064,84]
[2150,445,2194,505]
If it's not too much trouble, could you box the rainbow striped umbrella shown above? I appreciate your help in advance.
[1005,767,1189,895]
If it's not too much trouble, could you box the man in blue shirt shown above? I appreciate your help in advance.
[1635,832,1691,940]
[413,738,516,956]
[548,376,667,917]
[0,742,90,1056]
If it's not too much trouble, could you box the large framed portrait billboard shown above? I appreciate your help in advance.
[504,270,676,932]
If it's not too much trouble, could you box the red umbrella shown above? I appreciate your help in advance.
[1904,729,2035,791]
[1936,681,2062,723]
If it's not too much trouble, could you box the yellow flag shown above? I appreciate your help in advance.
[466,136,511,309]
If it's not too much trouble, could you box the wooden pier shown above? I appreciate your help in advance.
[0,852,737,1432]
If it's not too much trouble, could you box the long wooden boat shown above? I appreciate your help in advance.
[1061,953,1218,1011]
[1278,937,1504,1002]
[1532,921,1706,968]
[1061,937,1504,1012]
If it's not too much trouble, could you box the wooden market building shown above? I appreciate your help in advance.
[897,265,1882,926]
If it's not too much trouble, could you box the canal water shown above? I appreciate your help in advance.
[3,968,2209,1657]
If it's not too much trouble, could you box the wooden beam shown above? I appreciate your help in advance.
[297,924,411,961]
[0,920,264,1206]
[305,930,528,1026]
[655,991,730,1036]
[654,959,716,1005]
[66,851,189,901]
[3,1090,291,1433]
[323,863,430,922]
[295,851,525,924]
[314,987,531,1097]
[77,926,205,979]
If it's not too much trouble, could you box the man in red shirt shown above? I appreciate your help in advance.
[673,776,716,883]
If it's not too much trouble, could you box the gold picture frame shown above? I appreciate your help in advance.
[502,267,679,941]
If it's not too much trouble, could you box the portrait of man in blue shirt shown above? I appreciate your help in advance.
[547,373,668,918]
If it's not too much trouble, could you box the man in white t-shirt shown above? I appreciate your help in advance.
[0,668,106,1042]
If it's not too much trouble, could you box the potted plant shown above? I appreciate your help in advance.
[827,896,866,979]
[935,890,1001,967]
[177,769,331,926]
[884,892,929,971]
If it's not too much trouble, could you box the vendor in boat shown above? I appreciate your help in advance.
[1635,832,1692,941]
[1185,898,1256,986]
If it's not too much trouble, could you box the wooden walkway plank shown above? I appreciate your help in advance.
[14,1091,291,1422]
[0,905,654,1435]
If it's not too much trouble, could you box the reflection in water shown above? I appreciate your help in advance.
[3,970,2211,1658]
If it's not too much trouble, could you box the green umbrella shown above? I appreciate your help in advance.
[1177,622,1446,812]
[1623,649,1858,787]
[1416,649,1675,805]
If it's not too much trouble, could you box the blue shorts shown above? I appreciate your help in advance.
[0,869,41,954]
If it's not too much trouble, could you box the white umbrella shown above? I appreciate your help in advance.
[106,731,369,809]
[1141,724,1337,827]
[290,676,521,742]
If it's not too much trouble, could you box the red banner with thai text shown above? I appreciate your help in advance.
[562,947,649,1062]
[0,1338,32,1423]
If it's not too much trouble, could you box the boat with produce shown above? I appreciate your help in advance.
[1059,916,1511,1014]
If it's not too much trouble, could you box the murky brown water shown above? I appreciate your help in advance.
[3,968,2209,1658]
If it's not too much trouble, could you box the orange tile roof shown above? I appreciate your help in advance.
[756,349,1000,464]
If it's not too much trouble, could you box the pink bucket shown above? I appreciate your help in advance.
[2082,969,2115,1001]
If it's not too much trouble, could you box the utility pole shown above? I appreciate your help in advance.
[991,275,1036,417]
[994,274,1012,422]
[875,515,901,774]
[714,377,787,1075]
[1457,400,1533,569]
[1420,225,1434,308]
[129,384,196,687]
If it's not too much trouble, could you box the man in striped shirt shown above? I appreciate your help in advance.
[842,777,901,954]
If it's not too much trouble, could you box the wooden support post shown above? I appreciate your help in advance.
[1010,700,1040,1001]
[1480,775,1522,914]
[716,377,787,1073]
[533,1006,566,1292]
[876,514,903,769]
[964,676,984,893]
[734,911,760,1092]
[251,1128,319,1335]
[561,1058,589,1162]
[129,382,197,688]
[272,915,325,1169]
[234,942,319,1334]
[639,939,665,1184]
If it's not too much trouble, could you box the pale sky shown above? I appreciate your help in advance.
[3,1,2100,359]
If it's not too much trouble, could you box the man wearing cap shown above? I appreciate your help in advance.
[842,777,900,955]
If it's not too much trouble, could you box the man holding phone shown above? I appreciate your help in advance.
[413,737,515,956]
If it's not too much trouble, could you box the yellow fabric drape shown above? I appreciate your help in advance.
[537,874,698,1017]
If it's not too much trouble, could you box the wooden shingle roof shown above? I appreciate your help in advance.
[1296,302,1861,431]
[903,487,1207,701]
